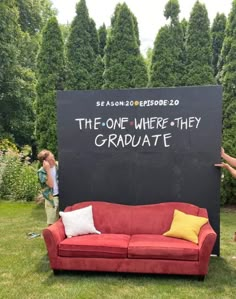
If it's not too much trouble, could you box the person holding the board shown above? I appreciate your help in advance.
[215,147,236,178]
[37,150,59,225]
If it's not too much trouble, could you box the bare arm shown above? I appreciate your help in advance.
[226,164,236,178]
[215,162,236,178]
[221,148,236,167]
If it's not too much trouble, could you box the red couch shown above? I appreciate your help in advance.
[43,201,217,280]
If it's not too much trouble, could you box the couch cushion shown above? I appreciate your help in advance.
[59,234,130,258]
[163,209,208,244]
[59,205,101,238]
[128,235,199,261]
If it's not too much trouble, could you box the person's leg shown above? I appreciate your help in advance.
[45,198,59,225]
[53,196,59,221]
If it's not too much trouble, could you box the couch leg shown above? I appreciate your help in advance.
[53,269,60,275]
[198,275,205,281]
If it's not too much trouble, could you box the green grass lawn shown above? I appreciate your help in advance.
[0,201,235,299]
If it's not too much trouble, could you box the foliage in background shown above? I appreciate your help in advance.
[89,18,99,55]
[0,0,35,146]
[98,24,107,57]
[220,0,236,204]
[16,0,56,35]
[16,0,56,71]
[0,153,40,201]
[66,0,99,90]
[60,23,70,45]
[91,55,105,89]
[184,1,215,86]
[149,0,185,87]
[211,13,226,78]
[103,3,148,88]
[0,139,19,154]
[36,17,65,157]
[130,10,141,47]
[181,18,188,40]
[0,0,55,149]
[145,48,153,81]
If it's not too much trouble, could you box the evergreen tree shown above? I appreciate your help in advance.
[184,1,215,85]
[181,18,188,75]
[111,3,122,27]
[145,48,153,81]
[211,13,226,77]
[131,11,141,47]
[36,17,65,156]
[16,0,56,71]
[217,8,234,83]
[149,0,184,87]
[149,26,173,87]
[91,55,104,89]
[164,0,180,21]
[111,6,140,46]
[89,18,99,55]
[60,23,70,45]
[220,0,236,204]
[103,3,148,88]
[181,18,188,42]
[0,0,35,145]
[110,1,141,45]
[16,0,56,35]
[66,0,97,90]
[98,24,107,57]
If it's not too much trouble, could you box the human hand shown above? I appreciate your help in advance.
[221,147,225,157]
[43,160,51,172]
[214,162,228,169]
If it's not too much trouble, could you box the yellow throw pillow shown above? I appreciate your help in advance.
[163,209,208,244]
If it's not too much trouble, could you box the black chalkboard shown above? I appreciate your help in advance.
[57,86,222,255]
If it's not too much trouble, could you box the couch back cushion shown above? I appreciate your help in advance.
[66,201,203,235]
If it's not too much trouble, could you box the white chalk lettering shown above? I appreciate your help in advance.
[105,117,128,130]
[94,134,172,148]
[75,118,84,130]
[163,133,172,147]
[75,117,102,130]
[95,134,106,147]
[152,134,162,146]
[74,118,92,129]
[134,117,169,130]
[188,117,195,128]
[94,118,101,130]
[174,117,201,130]
[108,134,118,148]
[195,117,201,128]
[142,135,151,146]
[117,134,124,147]
[125,134,132,146]
[131,135,142,147]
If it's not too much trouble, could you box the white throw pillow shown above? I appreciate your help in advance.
[59,205,101,238]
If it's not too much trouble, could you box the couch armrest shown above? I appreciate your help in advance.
[198,222,217,274]
[42,219,65,269]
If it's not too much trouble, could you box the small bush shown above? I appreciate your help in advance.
[0,138,18,153]
[0,153,40,201]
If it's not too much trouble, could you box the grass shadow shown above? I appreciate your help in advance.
[36,253,51,273]
[35,255,236,287]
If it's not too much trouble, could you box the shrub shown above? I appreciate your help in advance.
[0,153,40,201]
[0,138,19,154]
